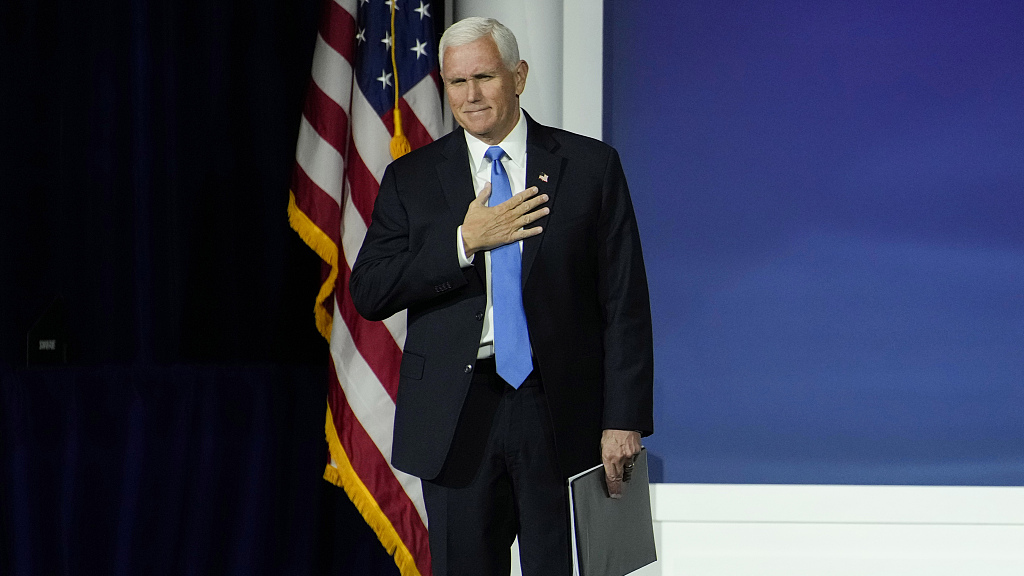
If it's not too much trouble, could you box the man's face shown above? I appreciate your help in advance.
[442,36,528,145]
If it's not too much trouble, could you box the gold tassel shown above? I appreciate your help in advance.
[390,108,412,159]
[387,0,410,160]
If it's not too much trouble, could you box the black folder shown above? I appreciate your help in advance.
[568,447,657,576]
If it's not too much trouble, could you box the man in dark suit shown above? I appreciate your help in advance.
[350,16,653,576]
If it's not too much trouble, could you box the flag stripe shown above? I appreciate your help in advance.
[350,85,396,183]
[327,342,426,523]
[339,179,409,349]
[336,263,403,402]
[327,366,431,576]
[344,147,380,228]
[339,178,368,270]
[311,34,355,109]
[303,80,350,162]
[295,116,344,204]
[291,164,341,245]
[406,72,444,141]
[319,0,357,61]
[328,326,398,465]
[331,0,357,19]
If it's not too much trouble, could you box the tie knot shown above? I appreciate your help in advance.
[484,146,505,163]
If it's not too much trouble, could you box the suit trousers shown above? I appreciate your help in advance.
[421,361,572,576]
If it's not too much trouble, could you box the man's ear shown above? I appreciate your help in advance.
[515,60,529,96]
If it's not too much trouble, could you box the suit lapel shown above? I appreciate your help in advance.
[436,130,485,283]
[438,129,476,214]
[522,116,563,286]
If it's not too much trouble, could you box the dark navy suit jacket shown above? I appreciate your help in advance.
[350,114,653,481]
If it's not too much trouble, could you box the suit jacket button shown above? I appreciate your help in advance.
[464,364,473,374]
[475,312,484,321]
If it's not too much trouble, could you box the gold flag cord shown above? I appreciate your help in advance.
[389,1,411,160]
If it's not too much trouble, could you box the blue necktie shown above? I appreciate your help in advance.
[484,146,533,388]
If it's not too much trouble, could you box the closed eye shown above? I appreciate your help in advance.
[445,71,498,86]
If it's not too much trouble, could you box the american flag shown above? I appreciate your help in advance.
[287,1,442,574]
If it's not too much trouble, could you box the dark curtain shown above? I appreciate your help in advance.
[0,0,324,364]
[1,367,398,575]
[0,0,415,573]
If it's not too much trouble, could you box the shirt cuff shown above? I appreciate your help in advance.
[457,225,475,268]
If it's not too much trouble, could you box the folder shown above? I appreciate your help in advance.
[568,447,657,576]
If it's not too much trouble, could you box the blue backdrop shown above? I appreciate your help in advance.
[605,0,1024,485]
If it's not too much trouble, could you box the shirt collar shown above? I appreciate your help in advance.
[464,110,527,174]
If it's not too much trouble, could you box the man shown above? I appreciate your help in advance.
[350,17,653,576]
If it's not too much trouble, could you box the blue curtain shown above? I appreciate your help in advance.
[1,366,399,575]
[604,0,1024,485]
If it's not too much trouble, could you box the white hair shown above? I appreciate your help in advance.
[439,17,520,72]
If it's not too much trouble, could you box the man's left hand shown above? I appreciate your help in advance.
[601,429,642,499]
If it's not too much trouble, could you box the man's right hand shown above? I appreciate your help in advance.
[461,184,549,258]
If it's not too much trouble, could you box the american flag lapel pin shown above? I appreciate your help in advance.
[538,173,549,182]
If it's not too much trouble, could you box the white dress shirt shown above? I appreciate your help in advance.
[455,112,528,357]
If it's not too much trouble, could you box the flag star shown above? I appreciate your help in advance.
[377,70,393,90]
[359,0,369,5]
[414,1,431,20]
[381,32,392,49]
[356,28,366,44]
[410,38,428,59]
[385,0,399,10]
